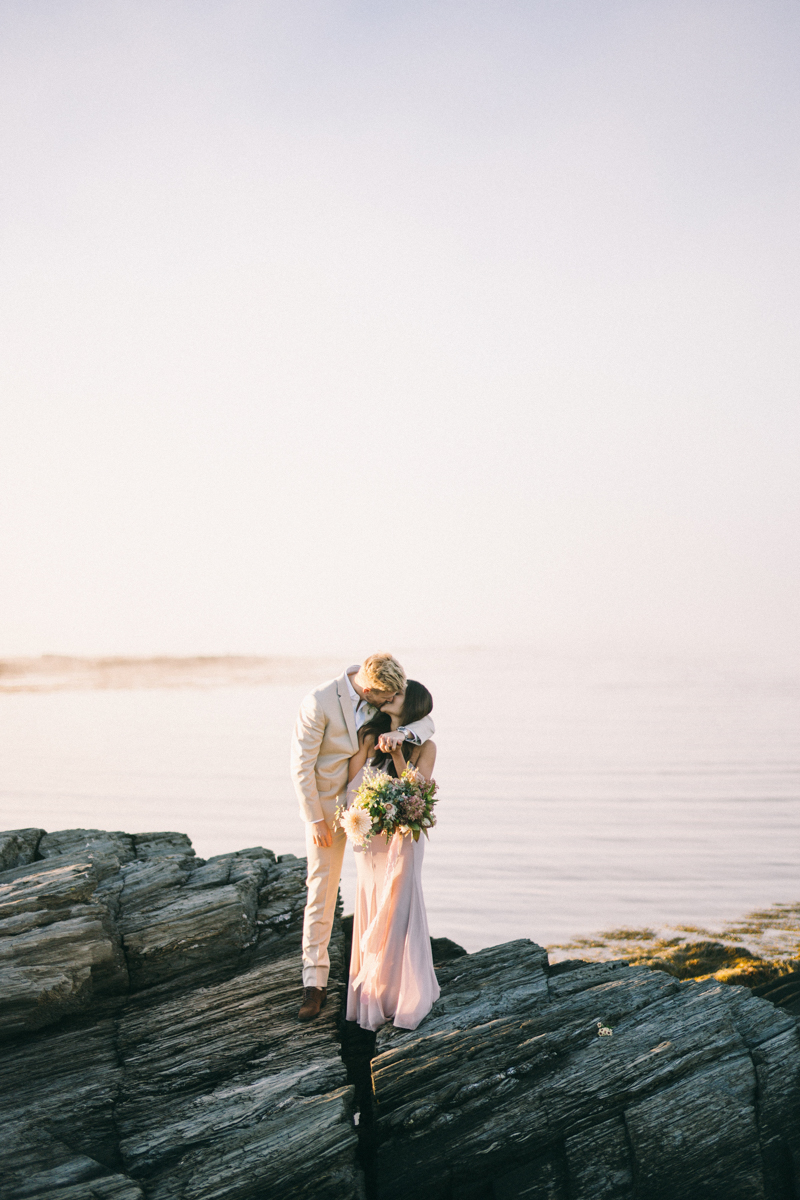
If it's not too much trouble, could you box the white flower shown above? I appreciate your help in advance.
[384,802,397,817]
[341,807,373,844]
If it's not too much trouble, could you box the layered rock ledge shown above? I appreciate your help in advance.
[1,826,799,1200]
[0,827,355,1200]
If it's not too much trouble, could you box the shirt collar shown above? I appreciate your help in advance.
[346,669,361,712]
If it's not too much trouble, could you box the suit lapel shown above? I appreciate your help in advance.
[337,670,359,753]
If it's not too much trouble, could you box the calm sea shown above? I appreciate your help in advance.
[1,648,798,954]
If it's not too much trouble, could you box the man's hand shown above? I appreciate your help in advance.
[377,730,407,753]
[311,819,332,848]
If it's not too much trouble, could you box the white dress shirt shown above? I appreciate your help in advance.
[346,670,375,731]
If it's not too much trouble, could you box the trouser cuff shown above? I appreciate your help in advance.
[302,967,329,988]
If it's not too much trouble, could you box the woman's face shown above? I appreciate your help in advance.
[380,686,406,717]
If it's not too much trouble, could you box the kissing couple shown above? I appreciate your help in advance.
[290,653,440,1030]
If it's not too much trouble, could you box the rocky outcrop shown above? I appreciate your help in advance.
[370,943,800,1199]
[1,826,799,1200]
[0,828,357,1200]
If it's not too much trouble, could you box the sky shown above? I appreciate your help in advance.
[1,0,798,658]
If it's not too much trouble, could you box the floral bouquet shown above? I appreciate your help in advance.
[336,765,439,847]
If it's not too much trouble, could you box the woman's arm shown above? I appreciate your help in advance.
[390,744,408,777]
[348,731,376,782]
[410,739,436,781]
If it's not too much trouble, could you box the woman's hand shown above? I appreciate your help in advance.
[378,730,406,753]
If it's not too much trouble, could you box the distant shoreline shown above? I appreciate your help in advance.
[0,654,343,693]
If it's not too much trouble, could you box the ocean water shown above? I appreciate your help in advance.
[0,648,798,954]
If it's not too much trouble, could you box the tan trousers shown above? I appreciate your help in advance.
[302,816,347,988]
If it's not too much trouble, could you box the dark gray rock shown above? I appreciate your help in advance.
[429,937,467,968]
[754,968,800,1017]
[0,827,360,1200]
[370,942,800,1200]
[0,857,129,1036]
[0,828,44,872]
[118,877,256,990]
[0,1019,124,1198]
[132,832,195,860]
[116,942,354,1198]
[256,854,308,949]
[38,829,137,865]
[564,1116,633,1199]
[3,827,799,1200]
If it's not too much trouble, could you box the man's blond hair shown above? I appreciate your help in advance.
[362,653,406,695]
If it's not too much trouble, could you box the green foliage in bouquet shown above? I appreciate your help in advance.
[336,765,439,846]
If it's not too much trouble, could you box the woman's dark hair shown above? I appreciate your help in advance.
[361,680,433,775]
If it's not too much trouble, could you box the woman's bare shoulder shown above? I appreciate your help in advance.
[413,738,436,761]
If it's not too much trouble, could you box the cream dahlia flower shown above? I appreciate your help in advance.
[342,806,373,844]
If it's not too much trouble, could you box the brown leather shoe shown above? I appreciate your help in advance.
[298,986,327,1022]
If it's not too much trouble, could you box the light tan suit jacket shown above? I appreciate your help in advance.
[290,665,435,826]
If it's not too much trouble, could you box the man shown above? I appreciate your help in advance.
[290,653,434,1021]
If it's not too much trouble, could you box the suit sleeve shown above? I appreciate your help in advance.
[402,713,435,746]
[290,693,327,824]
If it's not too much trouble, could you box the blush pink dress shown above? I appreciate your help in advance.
[345,766,441,1032]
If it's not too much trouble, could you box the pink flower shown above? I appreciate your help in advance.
[400,795,426,821]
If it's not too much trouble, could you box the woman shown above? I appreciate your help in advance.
[345,680,441,1032]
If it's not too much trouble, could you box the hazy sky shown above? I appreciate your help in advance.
[1,1,798,657]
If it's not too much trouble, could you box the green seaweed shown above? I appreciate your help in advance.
[547,900,800,990]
